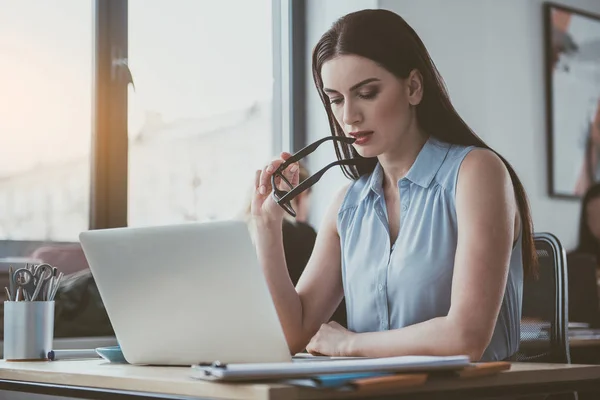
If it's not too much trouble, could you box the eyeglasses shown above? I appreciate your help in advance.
[271,135,364,217]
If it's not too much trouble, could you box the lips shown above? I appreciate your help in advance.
[352,131,373,145]
[349,131,373,138]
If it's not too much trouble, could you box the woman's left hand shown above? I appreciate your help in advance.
[306,322,356,356]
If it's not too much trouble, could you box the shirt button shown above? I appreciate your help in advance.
[378,284,383,291]
[402,204,408,212]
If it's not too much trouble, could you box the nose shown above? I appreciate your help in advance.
[342,99,362,128]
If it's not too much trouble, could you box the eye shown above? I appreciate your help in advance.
[329,97,343,105]
[357,89,379,100]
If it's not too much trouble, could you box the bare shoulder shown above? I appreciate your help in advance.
[457,148,520,232]
[459,148,511,185]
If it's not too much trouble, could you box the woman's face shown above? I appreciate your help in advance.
[320,55,422,158]
[587,197,600,240]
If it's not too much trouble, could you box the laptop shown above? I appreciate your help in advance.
[79,220,293,366]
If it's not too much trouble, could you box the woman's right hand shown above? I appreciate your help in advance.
[251,152,300,225]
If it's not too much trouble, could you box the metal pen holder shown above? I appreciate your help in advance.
[3,301,54,361]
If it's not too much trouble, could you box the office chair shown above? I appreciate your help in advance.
[516,232,570,364]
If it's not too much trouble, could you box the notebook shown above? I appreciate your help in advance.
[190,355,471,381]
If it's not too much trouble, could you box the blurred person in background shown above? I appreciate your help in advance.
[576,182,600,261]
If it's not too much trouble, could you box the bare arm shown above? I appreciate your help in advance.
[294,185,350,350]
[252,154,350,353]
[309,149,519,361]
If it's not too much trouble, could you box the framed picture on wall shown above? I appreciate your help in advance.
[544,2,600,198]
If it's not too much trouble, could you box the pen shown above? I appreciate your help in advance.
[47,349,100,361]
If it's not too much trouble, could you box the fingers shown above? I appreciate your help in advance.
[290,163,300,187]
[259,159,284,195]
[306,325,326,356]
[254,169,261,191]
[258,154,298,195]
[305,338,321,356]
[281,163,298,189]
[278,152,299,188]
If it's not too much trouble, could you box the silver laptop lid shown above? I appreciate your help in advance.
[79,220,291,365]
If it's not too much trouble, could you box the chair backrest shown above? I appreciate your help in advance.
[567,251,600,328]
[516,232,570,363]
[29,243,90,276]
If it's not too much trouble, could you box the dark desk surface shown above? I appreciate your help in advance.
[565,327,600,347]
[570,330,600,348]
[1,360,600,400]
[521,324,600,348]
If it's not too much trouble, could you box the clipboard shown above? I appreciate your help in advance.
[190,355,470,381]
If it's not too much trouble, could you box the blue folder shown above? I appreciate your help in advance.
[281,371,394,389]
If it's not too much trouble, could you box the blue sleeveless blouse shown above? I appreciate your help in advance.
[337,137,523,361]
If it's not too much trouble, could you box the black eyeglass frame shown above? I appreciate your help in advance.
[270,136,363,217]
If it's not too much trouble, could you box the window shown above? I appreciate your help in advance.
[0,0,295,236]
[0,0,296,239]
[0,0,93,241]
[0,0,300,337]
[127,0,276,225]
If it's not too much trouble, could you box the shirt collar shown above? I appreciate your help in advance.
[365,136,451,199]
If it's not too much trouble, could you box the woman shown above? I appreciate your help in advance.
[576,183,600,260]
[574,99,600,196]
[251,9,536,362]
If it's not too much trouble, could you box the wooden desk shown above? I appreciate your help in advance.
[1,360,600,400]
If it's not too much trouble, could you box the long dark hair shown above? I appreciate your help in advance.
[583,123,598,187]
[311,9,537,278]
[577,183,600,258]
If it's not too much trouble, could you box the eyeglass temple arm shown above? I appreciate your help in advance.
[273,136,356,189]
[278,158,362,204]
[276,136,356,172]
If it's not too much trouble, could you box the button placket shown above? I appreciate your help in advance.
[399,180,410,217]
[378,246,388,330]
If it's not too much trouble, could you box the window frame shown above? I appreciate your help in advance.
[91,0,128,230]
[90,0,305,229]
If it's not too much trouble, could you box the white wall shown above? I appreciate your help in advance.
[305,0,600,250]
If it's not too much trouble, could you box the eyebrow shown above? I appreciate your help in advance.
[323,78,381,94]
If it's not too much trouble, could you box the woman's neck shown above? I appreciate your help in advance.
[378,127,429,191]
